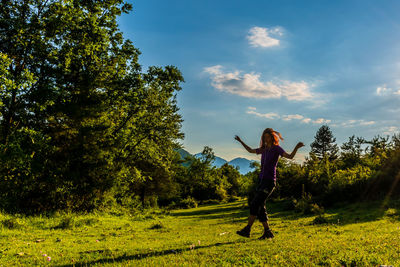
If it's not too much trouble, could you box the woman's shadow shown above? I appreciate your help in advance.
[57,239,253,267]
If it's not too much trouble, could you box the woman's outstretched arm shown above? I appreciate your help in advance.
[235,135,257,154]
[282,142,305,159]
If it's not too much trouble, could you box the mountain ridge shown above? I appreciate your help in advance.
[177,148,257,174]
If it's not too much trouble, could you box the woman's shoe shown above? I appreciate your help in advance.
[258,229,274,239]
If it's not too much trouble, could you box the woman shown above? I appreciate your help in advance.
[235,128,304,239]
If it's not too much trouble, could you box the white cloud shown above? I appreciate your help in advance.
[376,84,389,95]
[246,107,331,125]
[359,121,375,126]
[341,119,376,127]
[246,109,280,119]
[283,114,304,121]
[246,108,377,129]
[204,65,313,101]
[312,118,331,124]
[247,26,282,48]
[383,126,398,135]
[376,84,400,96]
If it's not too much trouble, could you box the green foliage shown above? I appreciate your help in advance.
[310,125,339,160]
[53,216,75,230]
[178,196,198,209]
[327,164,371,200]
[292,185,314,214]
[364,146,400,200]
[0,1,184,212]
[149,222,165,230]
[312,214,328,224]
[276,158,306,198]
[173,146,240,204]
[228,195,242,203]
[340,135,366,168]
[219,163,241,196]
[201,199,221,205]
[1,217,25,229]
[242,161,261,206]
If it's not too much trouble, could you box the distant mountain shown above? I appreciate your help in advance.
[176,149,257,174]
[176,148,193,167]
[228,157,257,174]
[194,153,228,168]
[177,148,191,160]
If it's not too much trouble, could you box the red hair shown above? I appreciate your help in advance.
[260,128,283,148]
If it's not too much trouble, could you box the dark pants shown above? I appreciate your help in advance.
[249,179,276,222]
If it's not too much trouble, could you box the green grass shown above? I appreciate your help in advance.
[0,199,399,266]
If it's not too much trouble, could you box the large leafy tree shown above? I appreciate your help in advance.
[310,125,338,161]
[0,1,184,212]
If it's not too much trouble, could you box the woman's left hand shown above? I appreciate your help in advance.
[296,142,305,148]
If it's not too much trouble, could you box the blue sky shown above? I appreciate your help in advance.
[119,0,400,161]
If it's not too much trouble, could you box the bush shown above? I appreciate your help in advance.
[313,214,328,224]
[149,222,165,230]
[311,203,328,224]
[53,216,75,229]
[201,199,221,205]
[1,218,25,229]
[178,197,198,209]
[311,203,325,215]
[293,185,314,214]
[228,195,241,203]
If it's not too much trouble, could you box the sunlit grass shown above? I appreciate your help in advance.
[0,199,399,266]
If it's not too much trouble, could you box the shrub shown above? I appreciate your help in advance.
[149,222,164,230]
[1,218,25,229]
[312,214,328,224]
[178,197,198,209]
[53,216,75,229]
[76,218,99,227]
[311,203,325,215]
[228,195,241,203]
[293,185,314,214]
[201,199,221,205]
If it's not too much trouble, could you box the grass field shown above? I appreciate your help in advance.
[0,199,399,266]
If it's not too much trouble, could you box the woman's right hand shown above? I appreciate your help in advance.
[234,135,241,142]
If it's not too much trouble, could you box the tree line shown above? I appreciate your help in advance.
[276,125,400,207]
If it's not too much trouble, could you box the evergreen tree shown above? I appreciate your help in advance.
[310,125,338,161]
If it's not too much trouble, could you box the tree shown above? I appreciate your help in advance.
[310,125,338,161]
[0,1,184,212]
[219,163,241,196]
[340,135,366,168]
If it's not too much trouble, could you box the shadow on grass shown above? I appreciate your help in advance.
[171,199,298,222]
[171,201,247,217]
[56,240,253,267]
[269,199,400,226]
[171,198,399,226]
[315,200,399,226]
